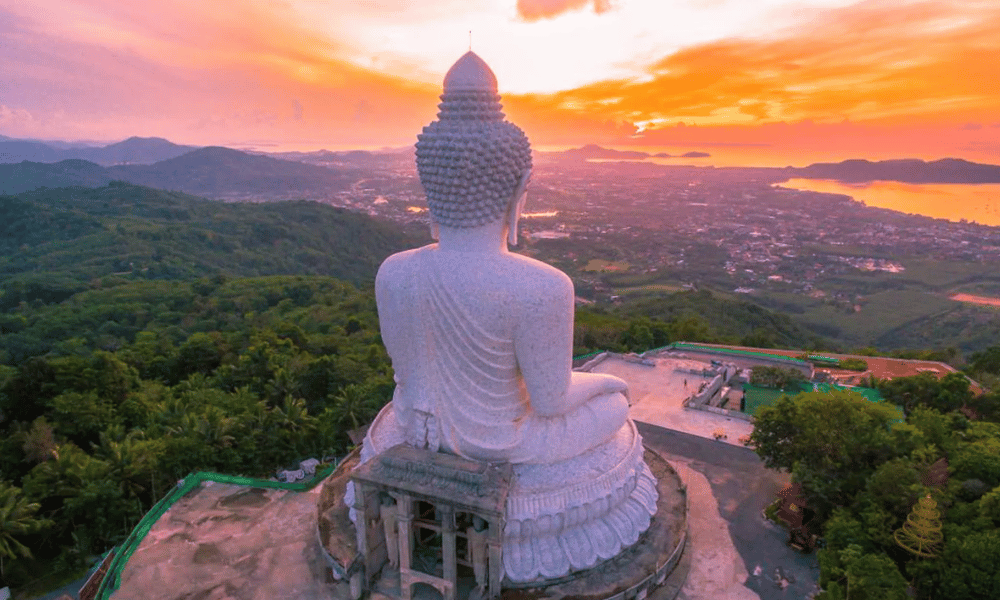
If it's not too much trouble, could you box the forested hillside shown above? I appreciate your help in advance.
[751,376,1000,600]
[573,289,830,356]
[0,182,421,310]
[0,159,114,194]
[0,276,393,588]
[0,184,424,588]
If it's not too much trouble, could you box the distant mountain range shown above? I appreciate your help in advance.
[261,147,414,169]
[109,146,358,197]
[544,144,712,160]
[0,136,197,165]
[787,158,1000,184]
[0,146,358,197]
[4,138,1000,196]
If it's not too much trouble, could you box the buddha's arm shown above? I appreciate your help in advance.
[514,273,628,417]
[514,284,573,418]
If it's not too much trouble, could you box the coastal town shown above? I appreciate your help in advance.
[296,151,1000,297]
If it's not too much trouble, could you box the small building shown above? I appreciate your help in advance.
[775,483,817,551]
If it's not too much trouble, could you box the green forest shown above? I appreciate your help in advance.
[2,183,1000,597]
[0,184,421,590]
[751,366,1000,600]
[0,275,395,589]
[1,182,420,307]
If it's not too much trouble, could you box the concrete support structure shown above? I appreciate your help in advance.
[350,444,511,600]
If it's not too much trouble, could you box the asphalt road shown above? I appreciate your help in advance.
[637,422,821,600]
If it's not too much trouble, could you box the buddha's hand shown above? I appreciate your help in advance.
[566,370,629,411]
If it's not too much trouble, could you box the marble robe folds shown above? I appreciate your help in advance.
[387,246,619,465]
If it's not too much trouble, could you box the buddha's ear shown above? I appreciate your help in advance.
[507,168,532,246]
[429,218,440,241]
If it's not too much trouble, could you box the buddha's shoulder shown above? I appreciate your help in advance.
[377,246,571,294]
[502,254,573,295]
[376,245,434,279]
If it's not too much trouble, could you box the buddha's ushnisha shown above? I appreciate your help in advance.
[415,51,532,232]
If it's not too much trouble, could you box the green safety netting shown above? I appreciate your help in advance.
[670,343,811,366]
[742,381,887,416]
[93,465,335,600]
[807,354,841,365]
[742,381,814,416]
[573,343,812,365]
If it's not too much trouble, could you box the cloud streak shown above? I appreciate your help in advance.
[542,0,999,127]
[516,0,616,22]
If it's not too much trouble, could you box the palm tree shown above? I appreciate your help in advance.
[94,428,160,508]
[0,482,52,580]
[271,396,317,457]
[329,384,369,432]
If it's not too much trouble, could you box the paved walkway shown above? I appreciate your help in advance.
[673,464,759,600]
[588,354,819,600]
[640,425,820,600]
[588,355,754,445]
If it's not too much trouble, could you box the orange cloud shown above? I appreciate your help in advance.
[516,0,616,22]
[3,0,999,162]
[541,0,1000,129]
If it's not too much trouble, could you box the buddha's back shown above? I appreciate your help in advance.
[376,244,575,463]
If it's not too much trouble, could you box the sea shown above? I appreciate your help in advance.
[777,179,1000,228]
[591,146,1000,228]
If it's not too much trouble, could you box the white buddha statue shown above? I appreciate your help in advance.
[352,51,658,583]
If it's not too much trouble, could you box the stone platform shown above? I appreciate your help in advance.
[317,448,688,600]
[98,446,686,600]
[109,479,338,600]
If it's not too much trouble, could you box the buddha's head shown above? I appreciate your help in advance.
[416,52,533,241]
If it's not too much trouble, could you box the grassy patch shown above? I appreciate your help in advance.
[616,283,685,295]
[898,259,995,288]
[582,258,631,272]
[802,291,956,345]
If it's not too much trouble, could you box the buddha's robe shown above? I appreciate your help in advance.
[376,245,628,465]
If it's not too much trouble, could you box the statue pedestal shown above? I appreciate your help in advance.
[317,440,688,600]
[352,403,659,583]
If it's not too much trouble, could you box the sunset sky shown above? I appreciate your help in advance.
[2,0,998,165]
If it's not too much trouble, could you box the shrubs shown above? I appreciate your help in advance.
[749,365,807,389]
[839,358,869,372]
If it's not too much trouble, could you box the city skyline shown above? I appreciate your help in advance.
[2,0,998,164]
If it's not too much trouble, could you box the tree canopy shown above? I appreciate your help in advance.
[752,373,1000,600]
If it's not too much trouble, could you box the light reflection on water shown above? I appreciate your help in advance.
[778,179,1000,227]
